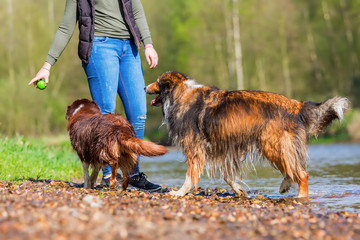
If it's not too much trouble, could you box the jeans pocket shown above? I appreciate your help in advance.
[93,36,108,44]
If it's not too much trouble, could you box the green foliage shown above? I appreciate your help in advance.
[0,0,359,143]
[0,135,82,181]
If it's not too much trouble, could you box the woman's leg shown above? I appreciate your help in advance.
[117,40,147,175]
[117,40,161,192]
[82,37,120,179]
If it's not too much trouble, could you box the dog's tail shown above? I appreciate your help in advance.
[300,97,350,137]
[121,137,168,157]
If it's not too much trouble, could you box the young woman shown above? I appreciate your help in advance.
[29,0,162,192]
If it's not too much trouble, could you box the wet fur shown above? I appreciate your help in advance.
[65,99,167,191]
[146,72,349,198]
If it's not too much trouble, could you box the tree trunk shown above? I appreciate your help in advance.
[26,0,35,76]
[303,6,323,83]
[256,58,266,91]
[321,0,342,93]
[48,0,55,32]
[279,17,292,98]
[224,0,235,89]
[339,0,359,91]
[7,0,14,83]
[232,0,244,90]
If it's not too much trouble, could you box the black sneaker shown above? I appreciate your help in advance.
[129,172,162,192]
[98,173,123,188]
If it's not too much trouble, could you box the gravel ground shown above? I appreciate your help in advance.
[0,180,359,240]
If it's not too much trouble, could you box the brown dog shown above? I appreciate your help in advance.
[146,71,349,198]
[66,99,167,191]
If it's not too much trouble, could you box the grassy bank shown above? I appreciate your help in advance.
[0,135,82,182]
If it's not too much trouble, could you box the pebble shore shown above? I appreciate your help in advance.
[1,180,359,240]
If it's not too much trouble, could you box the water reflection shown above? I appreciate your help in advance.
[141,144,360,212]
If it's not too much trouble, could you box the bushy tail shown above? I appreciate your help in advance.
[121,137,168,156]
[301,97,350,137]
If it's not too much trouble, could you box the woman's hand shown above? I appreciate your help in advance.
[28,62,52,88]
[144,44,158,69]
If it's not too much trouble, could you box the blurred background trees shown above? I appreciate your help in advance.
[0,0,359,143]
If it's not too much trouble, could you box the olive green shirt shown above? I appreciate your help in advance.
[46,0,153,65]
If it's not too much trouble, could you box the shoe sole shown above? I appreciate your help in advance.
[129,184,162,192]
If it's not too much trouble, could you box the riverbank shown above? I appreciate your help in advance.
[1,180,359,240]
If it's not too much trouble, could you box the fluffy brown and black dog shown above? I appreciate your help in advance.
[146,71,349,198]
[66,99,167,191]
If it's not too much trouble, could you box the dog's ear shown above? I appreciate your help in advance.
[159,72,187,86]
[156,71,188,93]
[172,72,188,81]
[65,105,72,120]
[90,100,101,112]
[90,100,101,111]
[159,72,177,90]
[159,78,171,91]
[91,100,97,106]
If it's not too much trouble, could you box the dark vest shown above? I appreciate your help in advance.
[77,0,142,63]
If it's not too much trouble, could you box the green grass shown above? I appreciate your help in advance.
[0,135,83,182]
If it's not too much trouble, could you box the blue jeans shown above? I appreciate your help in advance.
[82,36,146,177]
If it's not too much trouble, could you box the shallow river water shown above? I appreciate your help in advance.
[140,144,360,212]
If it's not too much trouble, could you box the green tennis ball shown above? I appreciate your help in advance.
[37,79,46,90]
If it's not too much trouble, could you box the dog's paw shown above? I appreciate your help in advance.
[279,178,292,194]
[236,190,249,198]
[169,190,186,197]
